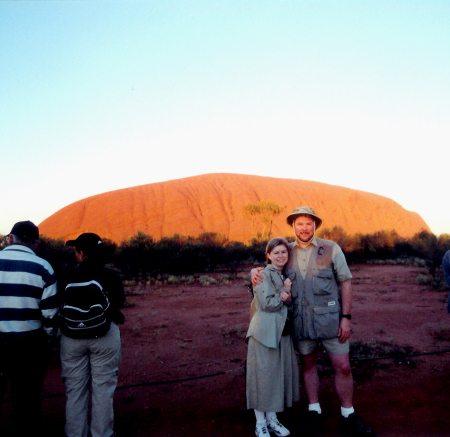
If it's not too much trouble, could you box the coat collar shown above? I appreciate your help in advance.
[3,244,35,255]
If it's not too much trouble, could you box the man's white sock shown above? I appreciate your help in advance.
[308,403,322,414]
[341,406,355,418]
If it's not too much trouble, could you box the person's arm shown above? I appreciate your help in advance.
[338,279,352,343]
[40,266,60,336]
[250,267,265,286]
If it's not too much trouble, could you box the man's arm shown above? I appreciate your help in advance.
[250,267,265,286]
[338,279,352,343]
[40,266,60,336]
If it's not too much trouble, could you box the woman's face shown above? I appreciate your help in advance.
[267,244,289,270]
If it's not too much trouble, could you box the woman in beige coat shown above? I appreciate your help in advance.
[246,238,300,437]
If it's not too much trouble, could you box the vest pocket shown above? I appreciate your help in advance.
[313,268,334,295]
[313,305,340,339]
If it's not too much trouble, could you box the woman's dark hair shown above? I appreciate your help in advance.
[265,237,290,264]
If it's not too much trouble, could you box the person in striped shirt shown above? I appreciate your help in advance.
[0,220,59,437]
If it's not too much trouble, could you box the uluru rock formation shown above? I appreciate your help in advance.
[39,173,429,244]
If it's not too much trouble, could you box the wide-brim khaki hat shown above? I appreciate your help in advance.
[286,206,322,229]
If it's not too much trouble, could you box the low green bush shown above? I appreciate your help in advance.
[416,275,432,285]
[8,229,447,286]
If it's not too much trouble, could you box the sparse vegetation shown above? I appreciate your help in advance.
[242,200,285,240]
[198,275,217,286]
[416,275,432,286]
[6,229,447,290]
[219,325,247,345]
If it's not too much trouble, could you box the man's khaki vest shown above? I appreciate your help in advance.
[286,239,341,341]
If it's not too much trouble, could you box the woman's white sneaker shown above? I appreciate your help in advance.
[255,422,270,437]
[267,418,290,436]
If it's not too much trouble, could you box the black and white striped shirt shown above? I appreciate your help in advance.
[0,244,59,338]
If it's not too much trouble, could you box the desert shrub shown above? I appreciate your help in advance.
[353,230,400,260]
[199,275,217,285]
[180,275,195,284]
[408,231,450,289]
[416,275,432,286]
[196,232,228,270]
[116,232,242,277]
[35,236,76,279]
[28,230,450,286]
[101,238,118,263]
[115,231,155,278]
[167,275,180,284]
[410,231,440,274]
[247,238,268,263]
[149,234,224,274]
[219,241,250,272]
[220,325,247,345]
[318,226,351,252]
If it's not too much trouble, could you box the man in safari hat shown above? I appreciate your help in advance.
[252,207,374,436]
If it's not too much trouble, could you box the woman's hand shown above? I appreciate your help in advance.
[283,278,292,292]
[280,290,292,304]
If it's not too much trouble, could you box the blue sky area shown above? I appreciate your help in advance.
[1,1,449,237]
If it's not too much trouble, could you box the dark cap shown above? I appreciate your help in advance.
[66,233,103,257]
[9,221,39,242]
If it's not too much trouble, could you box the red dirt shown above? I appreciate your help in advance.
[2,263,450,437]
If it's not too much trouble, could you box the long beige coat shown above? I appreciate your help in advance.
[246,265,300,411]
[246,265,294,348]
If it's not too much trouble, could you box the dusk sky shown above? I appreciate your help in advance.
[1,1,449,237]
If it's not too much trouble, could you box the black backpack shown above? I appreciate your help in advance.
[61,277,111,338]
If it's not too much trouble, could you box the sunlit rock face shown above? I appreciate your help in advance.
[39,173,429,243]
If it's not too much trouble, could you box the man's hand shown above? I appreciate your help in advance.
[338,317,351,343]
[250,267,264,286]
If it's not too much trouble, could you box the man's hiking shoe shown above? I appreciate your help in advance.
[299,410,324,435]
[267,417,290,436]
[340,413,375,436]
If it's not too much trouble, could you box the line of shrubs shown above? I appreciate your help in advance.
[2,228,450,287]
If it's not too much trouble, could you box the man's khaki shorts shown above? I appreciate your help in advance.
[297,337,349,356]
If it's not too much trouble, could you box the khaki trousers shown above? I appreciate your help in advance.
[60,322,122,437]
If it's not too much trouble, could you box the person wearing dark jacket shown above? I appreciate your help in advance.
[0,221,59,437]
[60,233,125,437]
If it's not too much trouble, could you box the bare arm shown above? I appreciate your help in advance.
[338,279,352,343]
